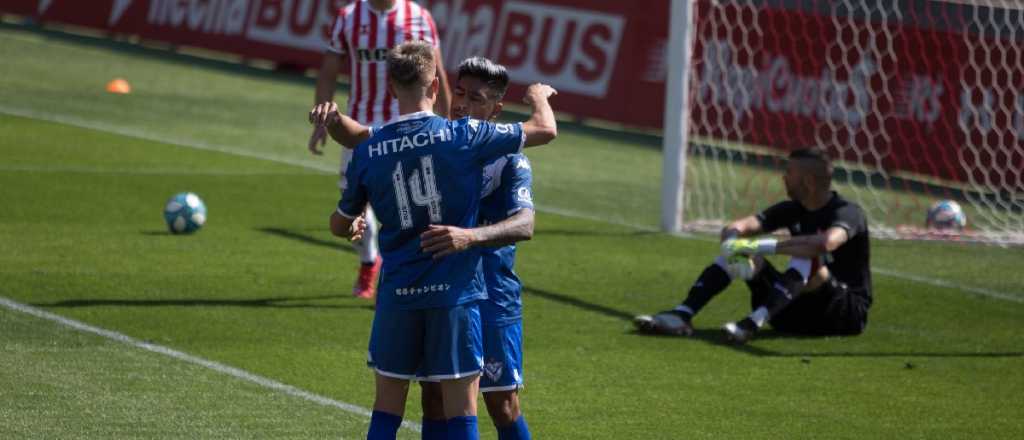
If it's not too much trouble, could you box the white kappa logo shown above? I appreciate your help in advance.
[516,187,532,203]
[484,361,504,382]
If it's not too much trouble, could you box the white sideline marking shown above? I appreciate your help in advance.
[0,105,336,175]
[0,164,318,176]
[0,105,1018,304]
[873,268,1023,303]
[0,296,422,433]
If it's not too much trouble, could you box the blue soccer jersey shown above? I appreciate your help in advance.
[338,112,525,310]
[478,153,534,325]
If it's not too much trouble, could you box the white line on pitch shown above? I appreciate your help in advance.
[0,296,422,434]
[0,105,336,175]
[0,164,319,176]
[873,268,1023,303]
[0,106,1018,304]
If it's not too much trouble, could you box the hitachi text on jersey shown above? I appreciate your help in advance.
[368,129,452,158]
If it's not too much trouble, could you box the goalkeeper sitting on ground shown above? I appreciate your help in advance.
[635,147,873,344]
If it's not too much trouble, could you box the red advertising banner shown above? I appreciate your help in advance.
[421,0,668,127]
[689,1,1023,184]
[3,1,1019,185]
[2,0,669,128]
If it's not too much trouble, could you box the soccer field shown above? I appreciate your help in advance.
[1,24,1023,439]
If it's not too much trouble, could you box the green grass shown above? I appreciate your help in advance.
[1,24,1023,439]
[0,305,406,439]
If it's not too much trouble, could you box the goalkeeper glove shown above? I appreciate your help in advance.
[721,237,777,257]
[724,255,757,280]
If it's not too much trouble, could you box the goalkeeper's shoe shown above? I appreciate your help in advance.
[722,318,759,344]
[633,310,694,336]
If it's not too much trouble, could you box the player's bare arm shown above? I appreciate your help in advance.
[329,210,364,241]
[721,215,764,241]
[521,83,558,147]
[722,226,849,260]
[433,47,451,118]
[774,226,849,259]
[309,52,343,155]
[419,209,535,259]
[308,102,370,149]
[326,110,370,148]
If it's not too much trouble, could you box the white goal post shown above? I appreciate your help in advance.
[662,0,1024,245]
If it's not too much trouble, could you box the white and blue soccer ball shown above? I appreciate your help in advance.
[163,192,207,234]
[926,200,966,231]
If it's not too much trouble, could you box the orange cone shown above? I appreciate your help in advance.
[105,78,132,94]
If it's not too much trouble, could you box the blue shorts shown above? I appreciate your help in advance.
[367,303,483,380]
[479,320,524,392]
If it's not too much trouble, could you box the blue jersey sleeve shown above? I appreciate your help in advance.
[502,155,534,215]
[337,152,367,218]
[463,119,525,165]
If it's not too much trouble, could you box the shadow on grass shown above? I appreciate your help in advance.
[34,293,374,310]
[523,286,634,320]
[528,291,1023,359]
[250,227,1022,359]
[258,227,356,255]
[140,230,174,235]
[632,328,1023,358]
[534,228,658,238]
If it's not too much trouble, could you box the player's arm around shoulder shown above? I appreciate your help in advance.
[521,83,558,147]
[473,152,536,246]
[419,209,535,259]
[432,46,451,118]
[308,52,344,155]
[309,102,371,149]
[421,154,536,258]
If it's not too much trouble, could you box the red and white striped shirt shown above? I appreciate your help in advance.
[327,0,440,125]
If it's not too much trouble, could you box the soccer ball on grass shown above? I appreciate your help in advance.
[925,200,966,231]
[164,192,207,234]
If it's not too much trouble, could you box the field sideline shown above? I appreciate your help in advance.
[1,24,1022,439]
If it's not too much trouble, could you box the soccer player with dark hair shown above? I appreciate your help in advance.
[417,56,533,440]
[314,41,556,440]
[314,56,536,440]
[635,147,872,344]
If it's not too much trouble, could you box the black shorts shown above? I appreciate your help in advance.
[747,262,870,336]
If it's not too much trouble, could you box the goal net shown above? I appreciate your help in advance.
[662,0,1023,245]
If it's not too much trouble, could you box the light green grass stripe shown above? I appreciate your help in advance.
[0,296,422,434]
[1,105,1018,304]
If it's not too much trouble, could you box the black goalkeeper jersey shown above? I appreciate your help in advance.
[756,192,872,302]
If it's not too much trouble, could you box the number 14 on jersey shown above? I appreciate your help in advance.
[392,155,443,230]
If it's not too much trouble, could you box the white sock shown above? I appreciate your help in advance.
[355,206,379,264]
[787,258,812,284]
[748,307,769,328]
